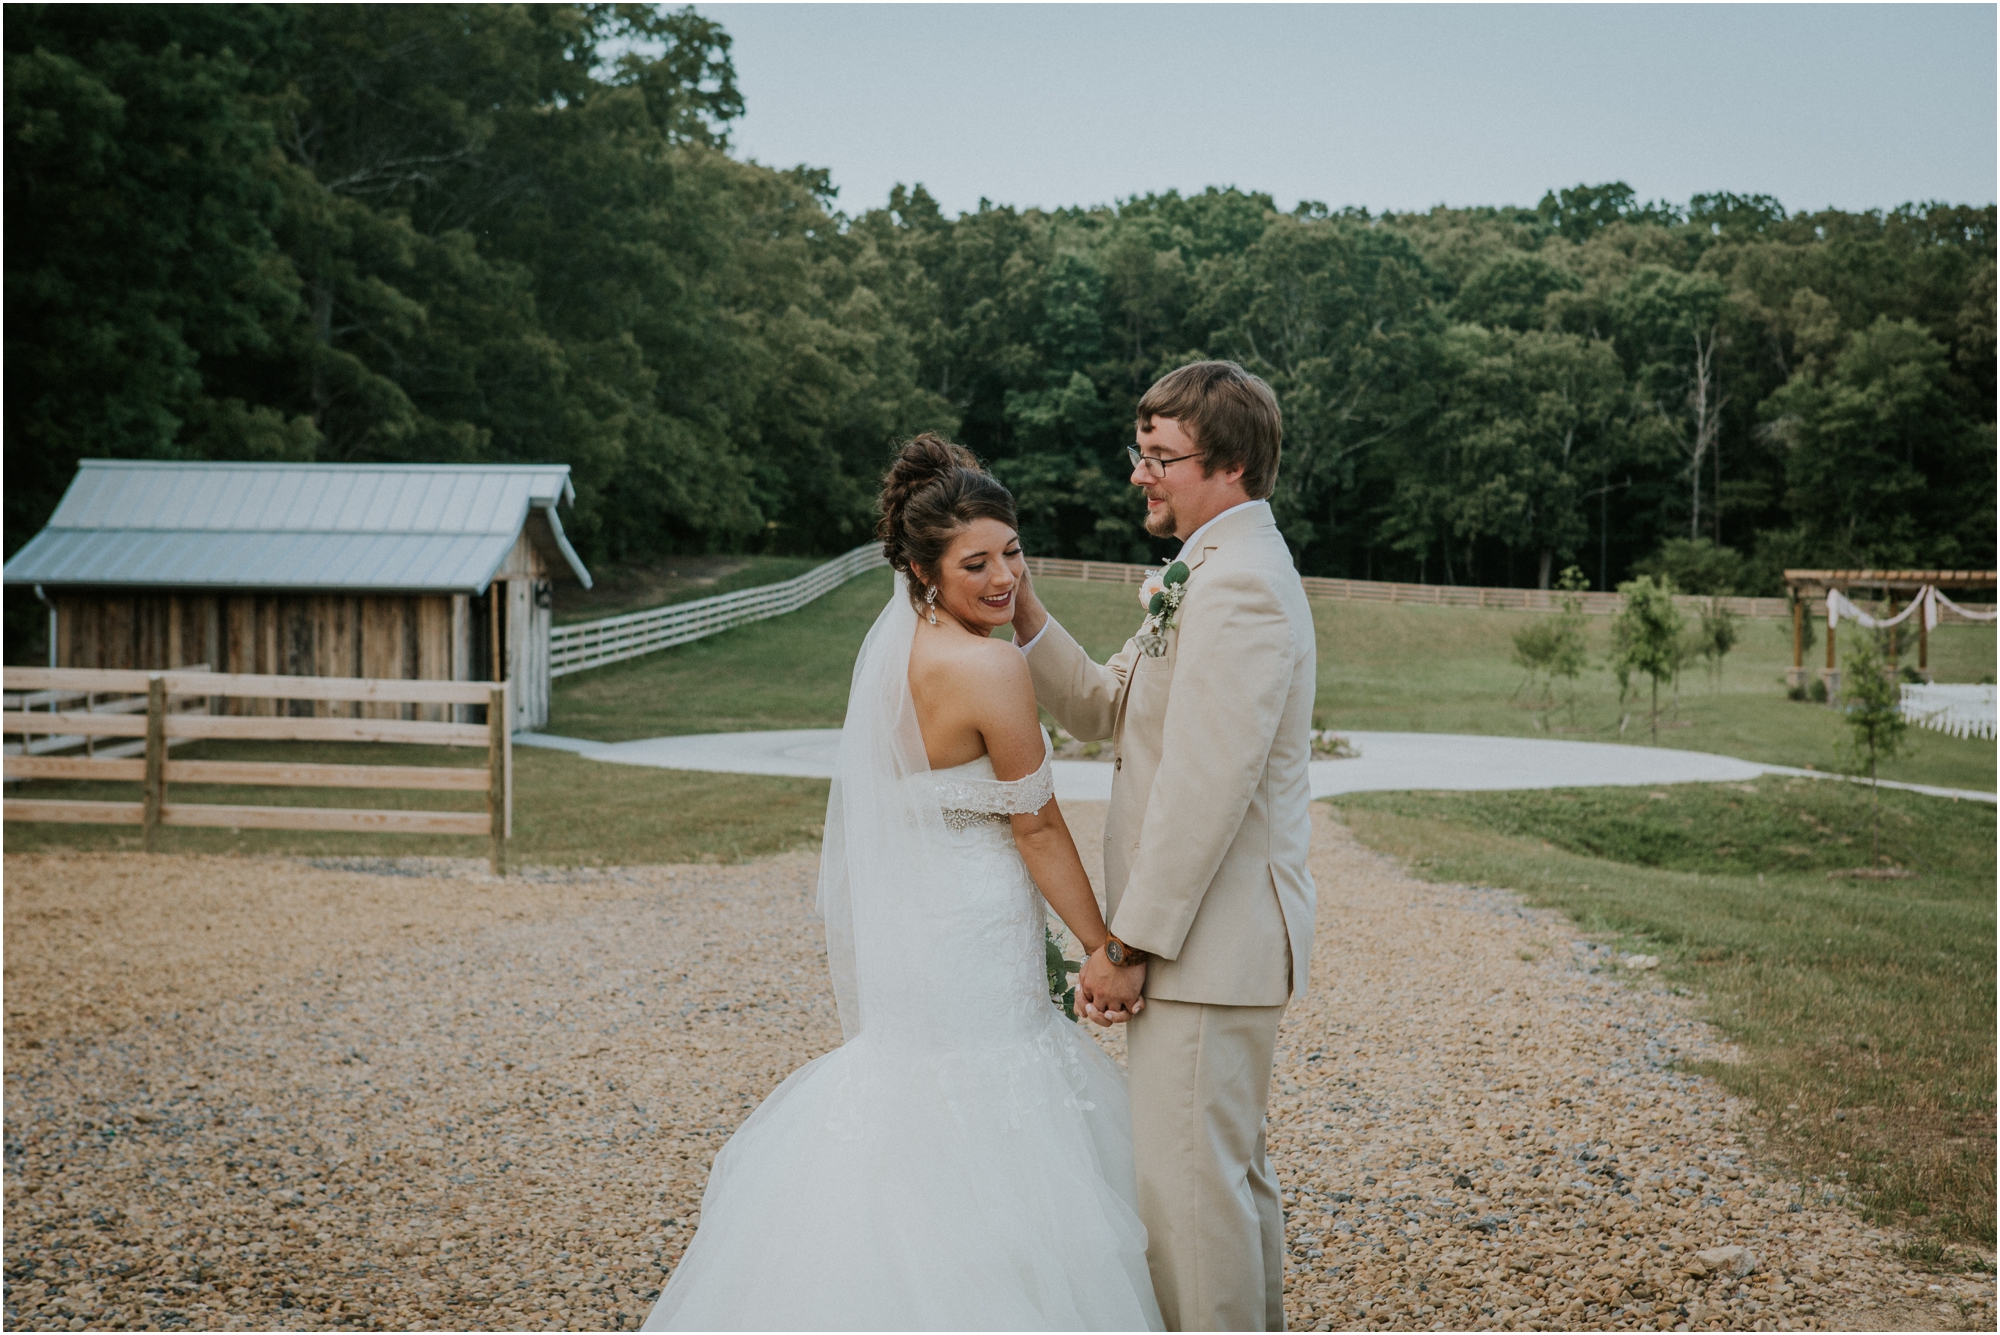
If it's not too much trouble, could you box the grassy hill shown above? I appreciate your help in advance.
[547,571,1996,792]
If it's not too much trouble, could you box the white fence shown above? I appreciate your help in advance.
[550,544,888,677]
[1900,683,1996,740]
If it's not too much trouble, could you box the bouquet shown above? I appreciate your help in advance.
[1045,924,1081,1020]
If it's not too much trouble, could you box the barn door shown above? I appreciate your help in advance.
[507,578,534,732]
[468,583,507,726]
[524,579,552,730]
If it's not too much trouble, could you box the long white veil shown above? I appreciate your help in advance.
[815,573,952,1041]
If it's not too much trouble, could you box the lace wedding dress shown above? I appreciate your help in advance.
[642,578,1161,1332]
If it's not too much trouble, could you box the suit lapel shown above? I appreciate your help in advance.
[1181,502,1272,575]
[1111,505,1271,732]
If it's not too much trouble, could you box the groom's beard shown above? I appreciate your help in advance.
[1142,491,1179,539]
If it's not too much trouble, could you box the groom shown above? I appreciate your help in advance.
[1012,360,1316,1331]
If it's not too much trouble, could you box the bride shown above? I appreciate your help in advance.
[642,435,1163,1331]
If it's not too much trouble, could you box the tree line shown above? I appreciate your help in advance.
[7,5,1994,595]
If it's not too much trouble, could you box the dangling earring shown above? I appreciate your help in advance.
[924,585,939,625]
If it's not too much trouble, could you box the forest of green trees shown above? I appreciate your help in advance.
[8,4,1994,594]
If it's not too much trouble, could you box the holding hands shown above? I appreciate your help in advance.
[1077,941,1147,1027]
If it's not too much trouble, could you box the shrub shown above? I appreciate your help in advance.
[1633,537,1744,596]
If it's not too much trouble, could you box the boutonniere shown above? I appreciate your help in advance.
[1135,560,1190,657]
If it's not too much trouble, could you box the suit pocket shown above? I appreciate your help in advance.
[1132,639,1176,674]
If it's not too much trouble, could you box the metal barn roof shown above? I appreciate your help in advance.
[3,461,593,593]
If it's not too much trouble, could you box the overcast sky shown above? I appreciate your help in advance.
[690,3,1997,219]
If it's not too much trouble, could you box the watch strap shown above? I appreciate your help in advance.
[1104,934,1149,967]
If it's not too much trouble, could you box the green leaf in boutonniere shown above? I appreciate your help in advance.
[1136,561,1190,657]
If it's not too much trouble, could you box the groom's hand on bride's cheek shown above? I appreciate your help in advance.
[1010,565,1048,642]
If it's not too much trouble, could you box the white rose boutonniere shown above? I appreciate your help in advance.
[1134,560,1190,657]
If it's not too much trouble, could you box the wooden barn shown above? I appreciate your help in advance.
[2,461,593,731]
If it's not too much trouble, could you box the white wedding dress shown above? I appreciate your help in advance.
[642,578,1161,1332]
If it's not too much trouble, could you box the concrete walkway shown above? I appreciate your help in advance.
[517,727,1996,804]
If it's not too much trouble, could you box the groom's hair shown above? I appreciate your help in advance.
[1136,360,1282,499]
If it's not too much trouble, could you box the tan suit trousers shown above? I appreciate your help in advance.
[1127,996,1287,1331]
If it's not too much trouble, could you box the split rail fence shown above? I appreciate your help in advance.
[3,668,513,872]
[7,663,211,759]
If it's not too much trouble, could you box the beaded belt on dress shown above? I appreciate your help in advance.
[941,808,1011,832]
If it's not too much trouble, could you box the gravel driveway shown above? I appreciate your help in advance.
[5,808,1990,1331]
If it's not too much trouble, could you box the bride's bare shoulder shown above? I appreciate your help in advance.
[913,631,1030,690]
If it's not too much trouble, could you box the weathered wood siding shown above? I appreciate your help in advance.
[43,532,559,728]
[52,593,459,721]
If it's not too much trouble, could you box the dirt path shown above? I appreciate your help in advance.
[4,811,1989,1331]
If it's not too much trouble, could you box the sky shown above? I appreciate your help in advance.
[689,3,1998,219]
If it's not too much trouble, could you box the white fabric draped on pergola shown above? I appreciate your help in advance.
[1826,585,2000,630]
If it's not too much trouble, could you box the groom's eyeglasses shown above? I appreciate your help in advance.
[1126,445,1203,479]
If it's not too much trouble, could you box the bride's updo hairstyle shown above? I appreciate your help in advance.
[878,432,1017,608]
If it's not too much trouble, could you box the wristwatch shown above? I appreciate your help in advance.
[1102,934,1149,967]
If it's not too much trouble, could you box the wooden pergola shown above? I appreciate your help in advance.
[1782,569,1998,686]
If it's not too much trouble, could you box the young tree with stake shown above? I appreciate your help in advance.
[1610,575,1685,742]
[1837,635,1913,864]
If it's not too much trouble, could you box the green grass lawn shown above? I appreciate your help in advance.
[1335,778,1996,1247]
[3,739,827,866]
[548,571,1996,790]
[1031,576,1996,790]
[548,568,899,738]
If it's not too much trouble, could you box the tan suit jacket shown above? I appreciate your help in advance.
[1028,503,1316,1007]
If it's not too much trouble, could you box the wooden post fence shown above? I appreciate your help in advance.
[488,683,507,875]
[1020,556,1802,619]
[4,668,511,874]
[142,676,165,853]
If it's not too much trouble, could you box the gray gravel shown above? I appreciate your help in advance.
[5,851,839,1331]
[5,812,1992,1332]
[1273,808,1994,1333]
